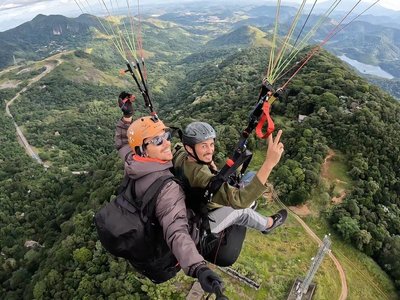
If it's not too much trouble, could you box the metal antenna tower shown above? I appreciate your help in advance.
[296,235,332,300]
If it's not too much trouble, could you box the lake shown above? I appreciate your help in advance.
[338,55,394,79]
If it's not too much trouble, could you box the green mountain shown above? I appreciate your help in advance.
[243,5,298,26]
[140,18,208,58]
[0,13,208,71]
[1,9,400,300]
[156,3,400,94]
[324,21,400,77]
[0,14,101,69]
[206,25,272,48]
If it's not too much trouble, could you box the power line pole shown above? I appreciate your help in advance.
[296,235,332,300]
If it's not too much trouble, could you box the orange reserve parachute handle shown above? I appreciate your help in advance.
[255,101,275,138]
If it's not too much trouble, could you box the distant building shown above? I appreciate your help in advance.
[24,240,44,249]
[72,171,89,175]
[298,114,308,122]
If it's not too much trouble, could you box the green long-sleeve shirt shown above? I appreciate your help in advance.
[173,146,267,210]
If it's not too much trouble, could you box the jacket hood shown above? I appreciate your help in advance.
[125,154,173,180]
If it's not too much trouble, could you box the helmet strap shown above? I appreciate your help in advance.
[135,145,147,157]
[185,145,210,165]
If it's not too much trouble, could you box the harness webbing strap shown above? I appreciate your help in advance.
[255,102,275,139]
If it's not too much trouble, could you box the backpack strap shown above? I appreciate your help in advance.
[117,174,177,216]
[139,175,177,223]
[116,174,131,195]
[138,175,179,250]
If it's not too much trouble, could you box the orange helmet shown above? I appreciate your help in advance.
[127,116,167,154]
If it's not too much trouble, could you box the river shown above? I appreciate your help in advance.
[338,55,394,79]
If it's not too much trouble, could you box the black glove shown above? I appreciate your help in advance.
[196,265,223,293]
[118,91,135,117]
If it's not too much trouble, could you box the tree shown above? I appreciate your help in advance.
[345,198,360,217]
[9,268,29,290]
[335,216,360,242]
[73,247,92,266]
[287,188,309,205]
[379,236,400,290]
[33,281,47,299]
[354,229,372,250]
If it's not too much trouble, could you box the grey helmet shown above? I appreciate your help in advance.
[182,122,216,146]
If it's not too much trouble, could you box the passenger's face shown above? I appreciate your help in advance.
[194,139,215,163]
[143,130,173,161]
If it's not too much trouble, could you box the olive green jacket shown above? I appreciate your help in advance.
[173,146,267,210]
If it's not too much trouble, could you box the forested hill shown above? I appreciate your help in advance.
[206,26,272,48]
[0,14,100,68]
[1,12,400,299]
[324,20,400,77]
[160,46,400,291]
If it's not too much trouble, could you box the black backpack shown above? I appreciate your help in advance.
[94,174,180,283]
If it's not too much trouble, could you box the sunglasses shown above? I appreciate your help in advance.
[144,131,172,147]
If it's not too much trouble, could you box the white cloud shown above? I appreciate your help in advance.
[379,0,400,11]
[0,0,399,32]
[0,4,22,10]
[0,1,47,11]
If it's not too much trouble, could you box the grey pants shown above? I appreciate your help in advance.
[208,206,269,234]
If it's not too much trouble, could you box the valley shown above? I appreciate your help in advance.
[0,2,399,299]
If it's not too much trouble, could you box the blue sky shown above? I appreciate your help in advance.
[1,0,399,32]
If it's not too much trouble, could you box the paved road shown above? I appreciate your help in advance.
[5,58,63,167]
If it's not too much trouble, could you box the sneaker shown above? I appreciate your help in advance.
[262,209,288,234]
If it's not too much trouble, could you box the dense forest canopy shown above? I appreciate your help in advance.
[1,8,400,299]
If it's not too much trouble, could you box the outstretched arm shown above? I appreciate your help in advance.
[155,181,204,270]
[155,181,224,292]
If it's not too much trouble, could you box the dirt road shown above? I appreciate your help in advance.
[0,65,20,76]
[273,192,348,300]
[321,149,335,178]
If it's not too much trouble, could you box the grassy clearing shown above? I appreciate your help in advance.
[323,151,352,192]
[305,217,398,300]
[220,201,397,299]
[220,203,341,300]
[59,56,128,87]
[327,154,350,182]
[249,26,273,47]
